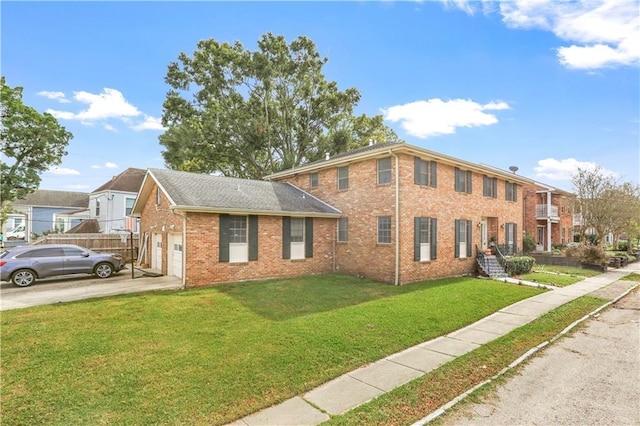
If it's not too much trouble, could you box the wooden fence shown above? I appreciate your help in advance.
[33,233,140,261]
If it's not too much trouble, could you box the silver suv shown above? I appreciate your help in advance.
[0,244,125,287]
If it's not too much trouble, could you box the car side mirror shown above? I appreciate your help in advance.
[82,252,90,257]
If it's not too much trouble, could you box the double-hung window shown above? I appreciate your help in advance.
[283,217,314,259]
[414,157,437,187]
[377,216,392,244]
[337,166,349,190]
[125,197,135,216]
[377,157,392,185]
[505,182,518,201]
[504,222,518,255]
[455,168,472,193]
[483,176,497,198]
[337,218,348,243]
[414,217,437,261]
[310,172,319,188]
[455,219,473,258]
[219,215,258,263]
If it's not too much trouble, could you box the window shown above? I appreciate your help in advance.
[455,219,473,258]
[377,157,392,184]
[95,199,101,216]
[219,215,258,263]
[504,222,518,255]
[506,182,517,201]
[377,216,392,244]
[338,218,348,243]
[483,176,497,198]
[283,217,313,259]
[414,217,437,261]
[455,168,472,193]
[310,172,319,188]
[125,198,135,216]
[337,166,349,190]
[156,187,161,205]
[414,157,437,187]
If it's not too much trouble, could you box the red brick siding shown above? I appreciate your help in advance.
[523,184,575,249]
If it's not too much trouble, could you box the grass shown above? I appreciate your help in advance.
[0,274,543,426]
[532,264,602,278]
[624,273,640,282]
[516,272,584,287]
[323,295,607,426]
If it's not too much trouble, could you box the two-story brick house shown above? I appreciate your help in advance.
[133,142,530,287]
[267,142,531,285]
[522,181,575,251]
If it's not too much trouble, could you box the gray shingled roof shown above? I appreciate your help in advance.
[149,169,341,216]
[14,190,89,208]
[93,168,146,193]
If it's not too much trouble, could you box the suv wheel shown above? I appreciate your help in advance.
[12,269,36,287]
[94,262,114,278]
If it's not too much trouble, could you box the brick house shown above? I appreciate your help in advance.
[132,169,341,287]
[522,181,575,252]
[266,142,531,285]
[133,142,531,287]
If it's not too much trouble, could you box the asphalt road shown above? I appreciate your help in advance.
[440,285,640,426]
[0,268,183,310]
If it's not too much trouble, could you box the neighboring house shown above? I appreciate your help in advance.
[90,168,146,234]
[11,190,90,242]
[132,169,341,286]
[53,208,91,232]
[268,142,530,285]
[134,142,531,287]
[522,182,575,252]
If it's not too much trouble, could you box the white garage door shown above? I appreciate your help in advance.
[152,233,162,271]
[168,233,183,279]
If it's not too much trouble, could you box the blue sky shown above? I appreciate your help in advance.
[2,1,638,193]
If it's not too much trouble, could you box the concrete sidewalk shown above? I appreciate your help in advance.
[229,263,640,426]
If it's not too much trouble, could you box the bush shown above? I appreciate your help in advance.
[617,240,629,251]
[580,246,607,264]
[506,256,536,276]
[522,234,536,254]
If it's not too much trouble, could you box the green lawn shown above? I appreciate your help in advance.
[532,264,602,278]
[1,274,543,425]
[517,272,584,287]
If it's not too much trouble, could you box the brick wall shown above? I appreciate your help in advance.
[277,152,523,284]
[522,184,575,249]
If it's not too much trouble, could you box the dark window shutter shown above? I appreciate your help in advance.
[454,168,461,192]
[431,218,438,260]
[282,217,291,259]
[466,171,473,194]
[514,185,518,202]
[493,178,498,198]
[414,217,420,261]
[430,161,437,188]
[514,223,518,253]
[305,217,313,258]
[466,220,473,257]
[248,215,258,261]
[454,219,460,258]
[219,214,230,262]
[414,157,420,185]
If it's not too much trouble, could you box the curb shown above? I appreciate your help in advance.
[410,282,639,426]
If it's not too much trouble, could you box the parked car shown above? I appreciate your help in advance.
[6,225,25,240]
[0,244,125,287]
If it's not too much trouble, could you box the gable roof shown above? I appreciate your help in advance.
[265,141,533,185]
[65,219,101,234]
[133,169,341,217]
[92,167,146,193]
[14,190,89,208]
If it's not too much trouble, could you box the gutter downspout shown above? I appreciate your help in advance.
[390,150,400,286]
[182,214,187,288]
[547,191,552,252]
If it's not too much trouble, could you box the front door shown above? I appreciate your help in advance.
[536,226,545,251]
[152,233,162,270]
[480,220,488,251]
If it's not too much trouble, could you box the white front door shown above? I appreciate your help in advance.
[481,220,488,250]
[152,233,162,270]
[168,233,183,278]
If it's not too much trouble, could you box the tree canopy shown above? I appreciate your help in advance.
[160,33,400,179]
[1,77,73,202]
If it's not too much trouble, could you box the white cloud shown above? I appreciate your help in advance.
[48,166,80,176]
[382,98,510,138]
[105,162,118,169]
[104,124,117,132]
[37,91,71,103]
[450,0,639,70]
[500,0,639,69]
[131,114,166,131]
[91,165,101,169]
[534,157,618,181]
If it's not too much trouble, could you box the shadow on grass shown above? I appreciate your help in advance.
[212,273,469,321]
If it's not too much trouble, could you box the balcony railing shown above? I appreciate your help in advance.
[535,204,559,219]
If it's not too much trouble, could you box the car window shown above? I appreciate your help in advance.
[63,247,87,257]
[20,248,64,258]
[0,250,8,259]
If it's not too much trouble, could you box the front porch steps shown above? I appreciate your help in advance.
[477,255,508,279]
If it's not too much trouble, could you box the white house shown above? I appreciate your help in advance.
[89,168,146,234]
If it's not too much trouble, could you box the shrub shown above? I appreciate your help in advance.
[580,246,607,264]
[617,240,629,251]
[522,234,536,254]
[506,256,536,276]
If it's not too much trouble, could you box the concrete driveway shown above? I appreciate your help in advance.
[0,268,183,311]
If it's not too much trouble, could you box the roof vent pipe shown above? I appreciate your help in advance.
[325,153,330,160]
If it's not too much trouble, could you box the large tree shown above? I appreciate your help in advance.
[572,166,640,249]
[160,33,400,179]
[1,77,73,202]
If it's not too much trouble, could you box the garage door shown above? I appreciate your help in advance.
[152,233,162,271]
[168,233,183,279]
